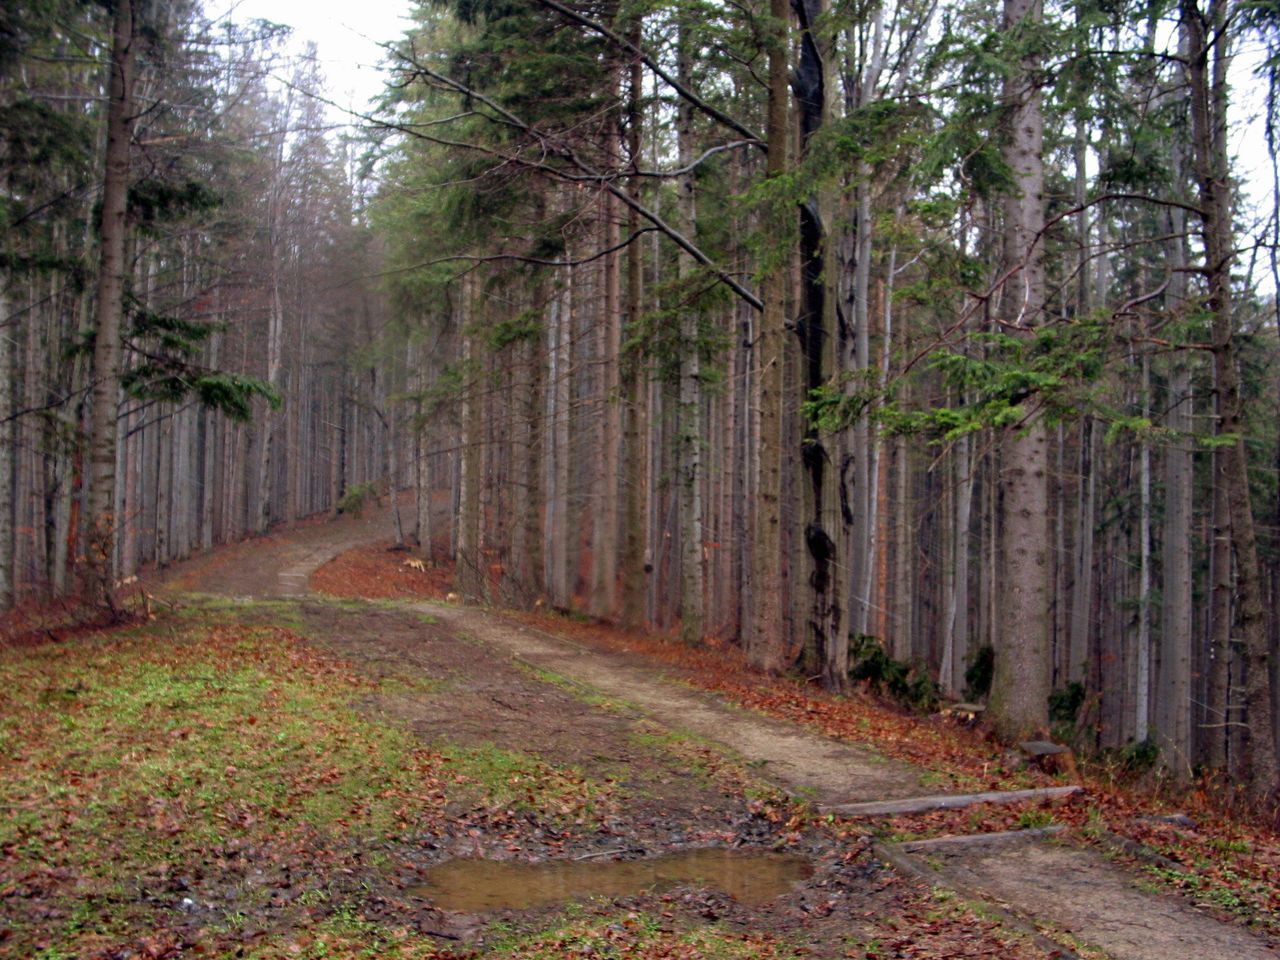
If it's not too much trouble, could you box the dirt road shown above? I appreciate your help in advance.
[157,516,1279,959]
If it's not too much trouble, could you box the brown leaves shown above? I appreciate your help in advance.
[310,543,453,601]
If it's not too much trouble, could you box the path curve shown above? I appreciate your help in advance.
[159,517,1279,960]
[155,506,395,599]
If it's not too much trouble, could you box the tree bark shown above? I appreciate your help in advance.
[457,276,483,599]
[545,269,572,608]
[1183,0,1278,803]
[748,0,790,673]
[1159,348,1194,775]
[989,0,1051,741]
[793,0,844,688]
[620,25,649,629]
[86,0,138,612]
[0,276,13,608]
[591,187,621,618]
[674,17,704,644]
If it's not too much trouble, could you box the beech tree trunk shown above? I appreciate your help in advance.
[457,277,483,599]
[1153,177,1195,775]
[545,270,572,608]
[590,188,621,618]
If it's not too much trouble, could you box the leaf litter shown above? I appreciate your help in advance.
[6,535,1273,957]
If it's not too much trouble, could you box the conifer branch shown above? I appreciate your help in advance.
[533,0,766,147]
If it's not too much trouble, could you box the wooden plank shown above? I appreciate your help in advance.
[819,784,1082,818]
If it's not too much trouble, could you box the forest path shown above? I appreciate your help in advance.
[156,518,1278,960]
[421,602,1277,960]
[421,602,932,806]
[153,506,393,599]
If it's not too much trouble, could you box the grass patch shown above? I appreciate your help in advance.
[512,661,628,712]
[1142,864,1262,920]
[308,595,438,620]
[166,594,306,630]
[239,906,807,960]
[484,908,806,959]
[439,742,616,822]
[240,909,449,959]
[1016,808,1056,830]
[0,612,458,957]
[629,727,725,788]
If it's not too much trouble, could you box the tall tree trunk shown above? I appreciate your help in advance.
[0,277,13,608]
[86,0,138,611]
[748,0,789,672]
[1159,342,1194,774]
[1066,79,1094,688]
[1068,418,1096,685]
[387,405,405,548]
[1183,0,1278,803]
[675,19,704,643]
[591,189,621,618]
[989,0,1051,740]
[545,270,572,608]
[1135,347,1152,742]
[841,10,886,643]
[794,0,843,688]
[516,301,544,603]
[330,389,345,520]
[620,26,648,629]
[415,343,432,557]
[457,277,483,599]
[941,428,973,696]
[1162,189,1198,783]
[256,169,286,536]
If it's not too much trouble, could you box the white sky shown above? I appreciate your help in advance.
[208,0,413,120]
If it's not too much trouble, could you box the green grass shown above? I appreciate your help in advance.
[482,909,807,959]
[1142,864,1259,919]
[512,660,628,711]
[167,594,306,629]
[234,906,807,960]
[0,613,454,957]
[1016,808,1056,830]
[239,908,449,960]
[378,674,449,696]
[438,742,616,821]
[629,728,721,785]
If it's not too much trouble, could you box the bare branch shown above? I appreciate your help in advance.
[629,141,762,177]
[418,227,660,269]
[532,0,766,147]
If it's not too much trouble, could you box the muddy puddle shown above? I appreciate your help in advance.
[410,848,814,912]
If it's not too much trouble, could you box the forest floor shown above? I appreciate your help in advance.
[2,507,1278,959]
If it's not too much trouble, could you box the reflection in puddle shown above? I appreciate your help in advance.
[409,848,813,912]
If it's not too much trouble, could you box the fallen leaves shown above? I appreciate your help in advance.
[310,543,453,600]
[0,617,466,958]
[497,605,1280,937]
